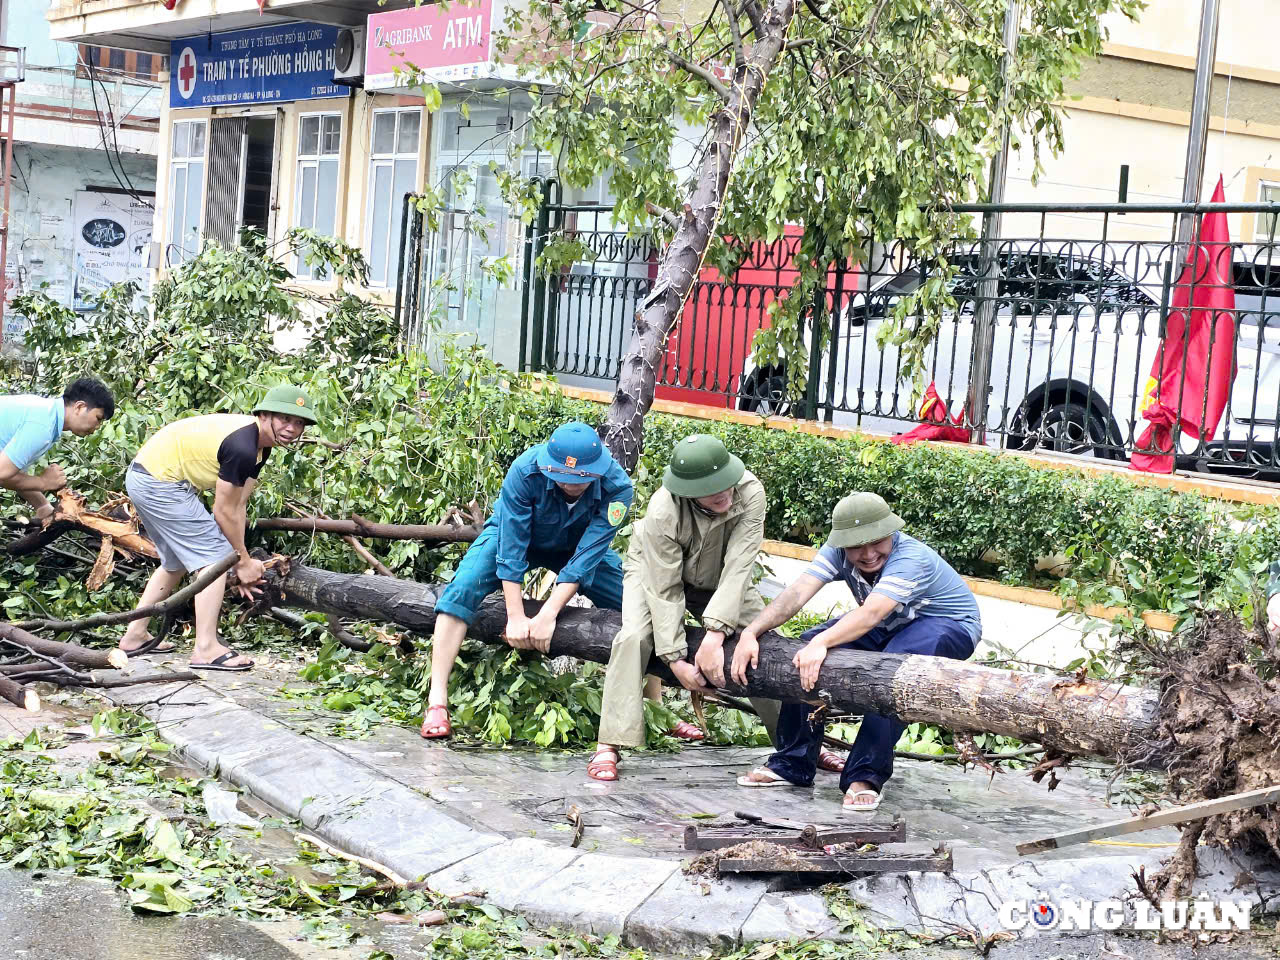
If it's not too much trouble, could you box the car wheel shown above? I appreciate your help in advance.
[1012,400,1118,459]
[739,373,792,416]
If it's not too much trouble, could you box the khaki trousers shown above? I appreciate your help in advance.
[597,568,780,748]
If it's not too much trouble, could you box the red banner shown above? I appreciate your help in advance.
[1130,177,1237,474]
[891,381,971,445]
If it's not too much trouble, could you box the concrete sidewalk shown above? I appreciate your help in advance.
[97,662,1280,955]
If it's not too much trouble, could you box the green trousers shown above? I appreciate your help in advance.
[597,570,780,749]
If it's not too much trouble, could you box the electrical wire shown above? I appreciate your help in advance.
[91,56,155,207]
[82,51,155,208]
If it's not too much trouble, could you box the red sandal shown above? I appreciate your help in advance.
[818,749,846,773]
[587,746,619,782]
[669,720,705,741]
[420,704,452,739]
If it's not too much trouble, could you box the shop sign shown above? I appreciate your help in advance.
[171,22,345,108]
[366,0,495,89]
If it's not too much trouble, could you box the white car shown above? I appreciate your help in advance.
[738,248,1280,477]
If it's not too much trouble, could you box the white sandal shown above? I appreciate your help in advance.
[842,788,882,811]
[736,767,793,788]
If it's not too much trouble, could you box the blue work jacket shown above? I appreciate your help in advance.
[490,444,634,585]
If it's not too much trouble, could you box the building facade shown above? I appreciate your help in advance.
[1005,1,1280,243]
[2,1,162,345]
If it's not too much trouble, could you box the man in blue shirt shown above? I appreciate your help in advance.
[734,492,981,811]
[0,378,115,519]
[421,421,634,739]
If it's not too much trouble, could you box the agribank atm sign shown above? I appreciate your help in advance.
[365,0,496,89]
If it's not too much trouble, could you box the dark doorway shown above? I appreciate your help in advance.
[240,117,275,235]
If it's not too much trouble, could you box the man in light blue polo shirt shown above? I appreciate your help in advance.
[0,378,115,518]
[733,492,980,811]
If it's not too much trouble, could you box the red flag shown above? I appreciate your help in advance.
[891,381,971,445]
[1130,177,1237,474]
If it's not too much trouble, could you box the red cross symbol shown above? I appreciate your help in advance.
[177,47,197,99]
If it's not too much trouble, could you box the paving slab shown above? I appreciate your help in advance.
[625,868,774,954]
[428,837,581,909]
[512,853,679,936]
[739,889,850,943]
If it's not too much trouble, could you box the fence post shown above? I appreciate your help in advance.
[825,259,848,421]
[518,178,550,373]
[527,180,556,373]
[541,181,564,371]
[966,0,1020,441]
[803,270,829,421]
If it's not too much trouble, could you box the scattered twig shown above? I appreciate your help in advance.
[294,832,409,886]
[567,803,586,848]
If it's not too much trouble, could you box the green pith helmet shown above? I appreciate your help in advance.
[253,385,318,424]
[827,492,904,549]
[662,434,745,498]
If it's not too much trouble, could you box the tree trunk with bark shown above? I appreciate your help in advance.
[601,0,799,470]
[277,563,1162,762]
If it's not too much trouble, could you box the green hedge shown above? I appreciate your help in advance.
[573,408,1278,626]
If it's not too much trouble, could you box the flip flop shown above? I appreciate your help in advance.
[420,704,452,740]
[190,650,254,672]
[843,788,882,812]
[124,638,178,658]
[736,767,794,788]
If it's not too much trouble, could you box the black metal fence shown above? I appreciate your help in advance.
[517,196,1280,479]
[394,188,1280,479]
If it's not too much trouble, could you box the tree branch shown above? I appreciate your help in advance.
[645,201,683,232]
[741,0,766,35]
[801,0,826,21]
[12,553,238,633]
[863,0,892,40]
[663,45,732,101]
[725,0,746,67]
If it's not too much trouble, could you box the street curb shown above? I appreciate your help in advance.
[98,679,779,951]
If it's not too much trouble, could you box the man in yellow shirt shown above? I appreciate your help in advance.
[118,386,316,670]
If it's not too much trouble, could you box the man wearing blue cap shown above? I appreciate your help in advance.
[422,422,634,739]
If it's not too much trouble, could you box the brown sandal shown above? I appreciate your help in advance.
[420,704,452,739]
[587,746,619,781]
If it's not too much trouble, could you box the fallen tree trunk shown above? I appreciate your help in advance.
[0,624,129,670]
[255,517,480,543]
[0,673,39,711]
[276,564,1163,762]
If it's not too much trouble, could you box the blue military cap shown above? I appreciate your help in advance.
[537,422,614,478]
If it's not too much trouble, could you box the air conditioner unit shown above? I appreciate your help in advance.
[334,27,364,87]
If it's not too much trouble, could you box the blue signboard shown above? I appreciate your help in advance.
[170,22,346,109]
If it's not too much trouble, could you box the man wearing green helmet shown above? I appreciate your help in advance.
[736,492,981,811]
[117,386,317,671]
[589,434,780,781]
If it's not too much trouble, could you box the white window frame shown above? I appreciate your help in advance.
[167,118,207,265]
[1257,180,1280,244]
[294,111,343,279]
[365,106,422,288]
